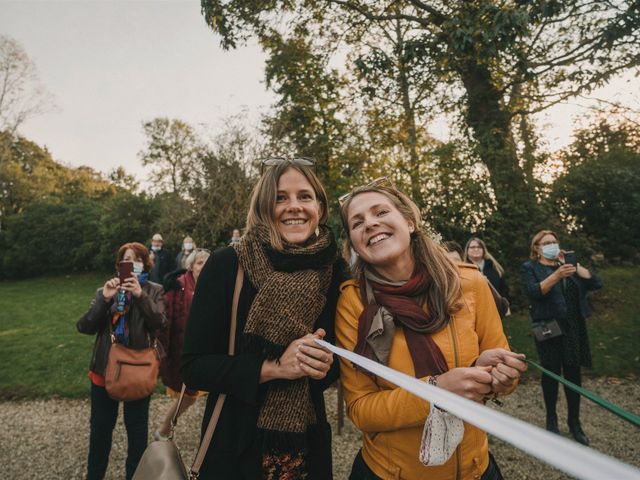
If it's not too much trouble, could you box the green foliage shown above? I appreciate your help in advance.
[95,192,161,270]
[552,120,640,261]
[138,117,204,195]
[0,131,116,231]
[1,200,103,278]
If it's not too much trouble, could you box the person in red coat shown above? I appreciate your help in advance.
[155,248,210,440]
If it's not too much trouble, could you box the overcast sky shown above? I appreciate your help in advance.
[0,0,274,182]
[1,0,637,186]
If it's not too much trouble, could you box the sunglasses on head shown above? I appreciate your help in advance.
[260,156,316,175]
[338,176,395,206]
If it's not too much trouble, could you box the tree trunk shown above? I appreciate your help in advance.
[395,20,422,204]
[458,59,538,258]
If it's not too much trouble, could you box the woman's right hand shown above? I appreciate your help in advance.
[435,366,493,402]
[102,277,121,301]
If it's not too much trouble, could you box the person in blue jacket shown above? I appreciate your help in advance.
[521,229,603,446]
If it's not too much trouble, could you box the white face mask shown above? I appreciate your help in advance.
[183,243,194,251]
[151,245,161,252]
[133,261,144,275]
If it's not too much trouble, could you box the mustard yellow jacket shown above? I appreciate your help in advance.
[335,264,513,480]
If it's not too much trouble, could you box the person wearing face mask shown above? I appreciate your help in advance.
[77,242,167,480]
[521,230,603,445]
[181,158,347,479]
[229,228,242,245]
[155,248,211,442]
[175,236,196,270]
[148,233,174,283]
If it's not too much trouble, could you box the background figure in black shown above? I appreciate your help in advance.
[521,229,603,445]
[149,233,173,283]
[464,237,510,301]
[445,240,509,319]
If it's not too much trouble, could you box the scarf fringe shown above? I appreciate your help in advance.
[242,333,287,361]
[257,428,310,453]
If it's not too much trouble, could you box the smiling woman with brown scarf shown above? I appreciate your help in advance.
[181,158,346,479]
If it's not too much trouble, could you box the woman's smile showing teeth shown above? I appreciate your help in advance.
[283,219,307,225]
[368,233,390,246]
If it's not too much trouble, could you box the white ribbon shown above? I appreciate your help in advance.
[316,339,640,480]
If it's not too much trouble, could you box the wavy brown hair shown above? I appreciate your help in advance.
[246,161,328,251]
[340,183,463,332]
[115,242,153,272]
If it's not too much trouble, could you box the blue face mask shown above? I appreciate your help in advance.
[541,243,560,260]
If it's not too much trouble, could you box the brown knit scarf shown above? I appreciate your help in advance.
[233,223,336,453]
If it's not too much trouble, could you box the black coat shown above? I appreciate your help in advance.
[520,260,603,322]
[181,246,345,480]
[481,258,509,301]
[149,248,174,283]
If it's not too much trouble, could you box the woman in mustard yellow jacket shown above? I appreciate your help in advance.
[336,179,527,480]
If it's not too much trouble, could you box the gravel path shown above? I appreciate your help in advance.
[1,378,638,479]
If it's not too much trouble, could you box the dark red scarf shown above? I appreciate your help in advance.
[356,267,449,378]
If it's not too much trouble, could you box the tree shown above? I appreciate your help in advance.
[551,118,640,261]
[1,199,103,278]
[0,34,55,134]
[0,132,115,231]
[138,118,203,195]
[200,0,640,259]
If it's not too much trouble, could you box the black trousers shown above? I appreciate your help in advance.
[536,337,582,422]
[86,383,150,480]
[349,450,504,480]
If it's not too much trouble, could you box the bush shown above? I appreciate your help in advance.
[2,200,102,278]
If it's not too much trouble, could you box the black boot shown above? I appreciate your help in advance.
[546,414,560,434]
[568,418,589,446]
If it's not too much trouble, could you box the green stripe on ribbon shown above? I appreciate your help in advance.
[526,359,640,428]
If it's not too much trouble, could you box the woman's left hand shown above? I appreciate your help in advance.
[120,274,143,298]
[296,329,334,380]
[475,348,527,393]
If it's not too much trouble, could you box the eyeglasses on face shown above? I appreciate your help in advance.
[338,177,395,206]
[537,241,557,247]
[260,156,316,175]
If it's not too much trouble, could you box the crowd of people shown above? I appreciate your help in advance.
[76,158,603,480]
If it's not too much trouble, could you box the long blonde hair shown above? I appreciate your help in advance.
[245,161,328,251]
[463,237,505,277]
[340,183,462,330]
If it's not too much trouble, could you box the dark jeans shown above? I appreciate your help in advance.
[349,450,503,480]
[87,383,150,480]
[536,337,582,423]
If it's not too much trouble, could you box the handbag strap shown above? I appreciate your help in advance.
[189,264,244,479]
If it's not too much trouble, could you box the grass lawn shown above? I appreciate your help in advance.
[0,267,638,399]
[0,273,108,398]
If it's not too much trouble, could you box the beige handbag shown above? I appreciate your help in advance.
[133,266,244,480]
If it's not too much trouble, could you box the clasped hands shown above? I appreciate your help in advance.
[436,349,527,403]
[259,328,334,384]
